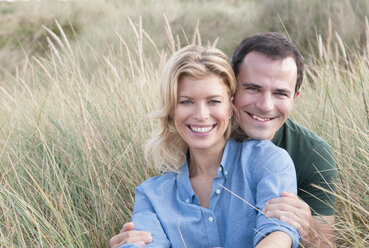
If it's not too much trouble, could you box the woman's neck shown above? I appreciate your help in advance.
[188,140,226,178]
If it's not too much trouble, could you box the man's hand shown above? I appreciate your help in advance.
[109,222,152,248]
[263,192,334,248]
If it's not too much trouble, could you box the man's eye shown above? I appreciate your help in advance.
[246,87,258,91]
[246,87,258,92]
[275,92,288,97]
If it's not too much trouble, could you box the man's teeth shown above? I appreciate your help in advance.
[190,126,213,133]
[252,115,270,122]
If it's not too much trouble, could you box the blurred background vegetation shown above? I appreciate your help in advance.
[3,0,369,76]
[0,0,368,247]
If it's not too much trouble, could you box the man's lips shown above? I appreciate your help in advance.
[246,112,275,122]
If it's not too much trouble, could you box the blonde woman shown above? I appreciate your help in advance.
[112,45,300,248]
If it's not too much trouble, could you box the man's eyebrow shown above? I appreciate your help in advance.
[275,88,292,95]
[239,82,261,88]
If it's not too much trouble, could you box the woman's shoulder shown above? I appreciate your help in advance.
[229,138,276,147]
[240,139,287,154]
[237,139,292,169]
[226,139,286,157]
[136,172,177,194]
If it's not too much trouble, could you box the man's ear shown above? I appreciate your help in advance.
[294,90,300,99]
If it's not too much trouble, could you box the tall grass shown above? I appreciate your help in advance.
[0,19,163,246]
[292,33,369,247]
[0,1,368,247]
[4,0,369,73]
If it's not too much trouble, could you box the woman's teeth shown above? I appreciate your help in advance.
[190,126,213,133]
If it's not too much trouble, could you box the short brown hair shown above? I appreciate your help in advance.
[231,32,304,93]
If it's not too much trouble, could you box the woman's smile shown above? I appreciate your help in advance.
[174,74,232,152]
[187,124,217,135]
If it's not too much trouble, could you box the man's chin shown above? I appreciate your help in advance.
[249,135,272,141]
[242,129,274,141]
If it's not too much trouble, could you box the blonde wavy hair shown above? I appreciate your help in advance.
[145,45,237,172]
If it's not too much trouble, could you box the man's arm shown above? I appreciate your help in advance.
[311,216,335,247]
[109,222,152,248]
[263,192,335,248]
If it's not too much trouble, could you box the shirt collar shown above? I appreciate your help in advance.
[217,140,234,179]
[271,118,288,145]
[177,162,196,204]
[176,140,235,201]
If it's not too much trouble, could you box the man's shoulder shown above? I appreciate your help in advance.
[283,121,337,216]
[282,119,335,169]
[284,119,328,146]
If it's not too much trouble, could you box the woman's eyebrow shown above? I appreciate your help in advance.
[207,95,224,98]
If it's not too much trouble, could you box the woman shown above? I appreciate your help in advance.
[117,45,300,248]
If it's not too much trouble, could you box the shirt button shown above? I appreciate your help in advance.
[216,189,221,194]
[219,167,223,172]
[224,171,228,176]
[185,198,189,203]
[208,217,214,223]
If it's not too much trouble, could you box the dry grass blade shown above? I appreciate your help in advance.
[0,2,368,247]
[163,14,176,53]
[43,24,66,51]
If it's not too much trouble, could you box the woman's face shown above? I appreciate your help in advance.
[174,74,232,153]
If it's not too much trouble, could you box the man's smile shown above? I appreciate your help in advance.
[244,111,276,122]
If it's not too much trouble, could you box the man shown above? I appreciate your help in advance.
[110,33,337,248]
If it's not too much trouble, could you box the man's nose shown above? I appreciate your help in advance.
[256,93,274,112]
[193,103,209,120]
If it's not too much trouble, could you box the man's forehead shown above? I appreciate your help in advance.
[239,53,297,76]
[236,53,298,93]
[242,52,296,65]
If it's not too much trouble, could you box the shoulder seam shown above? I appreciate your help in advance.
[286,121,328,146]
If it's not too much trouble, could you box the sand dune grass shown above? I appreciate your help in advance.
[0,1,368,247]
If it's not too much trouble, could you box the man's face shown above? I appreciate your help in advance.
[234,51,300,140]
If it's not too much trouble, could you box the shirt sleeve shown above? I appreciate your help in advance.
[301,142,337,216]
[252,144,301,248]
[120,186,171,248]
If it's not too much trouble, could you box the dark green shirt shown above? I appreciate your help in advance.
[272,119,337,215]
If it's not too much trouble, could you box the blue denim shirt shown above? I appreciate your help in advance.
[121,139,300,248]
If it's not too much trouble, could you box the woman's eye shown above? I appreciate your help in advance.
[209,100,221,104]
[179,100,192,104]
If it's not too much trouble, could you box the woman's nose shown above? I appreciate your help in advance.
[193,103,209,120]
